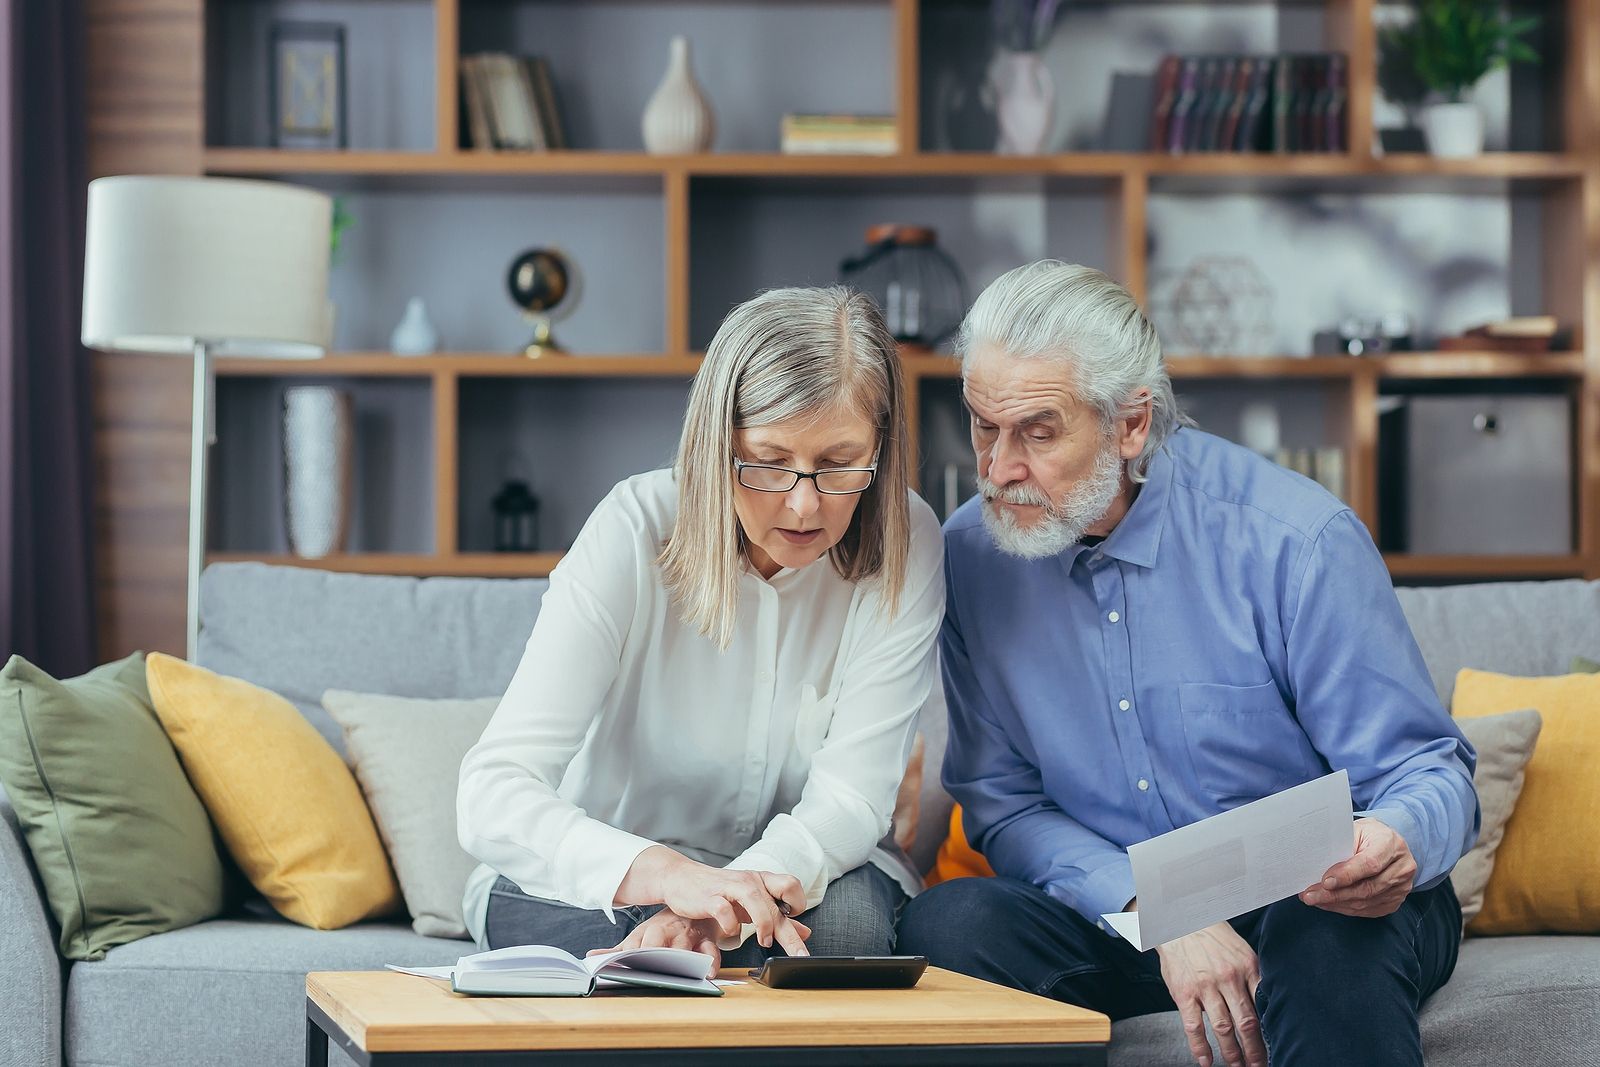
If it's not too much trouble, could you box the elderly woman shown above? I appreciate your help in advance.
[457,286,943,966]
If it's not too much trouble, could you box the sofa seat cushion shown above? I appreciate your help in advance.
[65,915,465,1067]
[1108,935,1600,1067]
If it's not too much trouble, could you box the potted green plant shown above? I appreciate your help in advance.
[323,197,354,349]
[1382,0,1539,158]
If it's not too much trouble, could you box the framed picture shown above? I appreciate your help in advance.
[269,21,347,149]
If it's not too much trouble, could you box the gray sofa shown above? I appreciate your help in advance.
[3,564,1599,1066]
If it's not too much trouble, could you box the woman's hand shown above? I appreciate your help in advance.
[614,846,811,955]
[590,910,812,971]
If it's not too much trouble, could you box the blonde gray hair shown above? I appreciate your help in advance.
[956,261,1186,482]
[659,286,912,648]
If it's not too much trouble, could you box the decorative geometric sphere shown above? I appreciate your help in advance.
[1165,256,1274,355]
[506,249,571,314]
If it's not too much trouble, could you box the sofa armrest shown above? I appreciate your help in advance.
[0,785,63,1067]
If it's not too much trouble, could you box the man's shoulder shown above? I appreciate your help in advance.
[1166,428,1347,545]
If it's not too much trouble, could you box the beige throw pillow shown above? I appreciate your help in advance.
[1450,708,1542,927]
[321,690,499,939]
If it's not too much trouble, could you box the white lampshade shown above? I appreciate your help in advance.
[82,175,332,358]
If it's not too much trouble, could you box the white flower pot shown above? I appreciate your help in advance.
[642,36,715,154]
[1421,102,1483,159]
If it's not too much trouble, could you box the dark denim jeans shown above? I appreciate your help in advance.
[896,875,1461,1067]
[485,862,907,968]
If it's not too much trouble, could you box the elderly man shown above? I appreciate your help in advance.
[897,262,1478,1067]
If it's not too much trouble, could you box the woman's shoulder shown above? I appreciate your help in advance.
[568,469,678,563]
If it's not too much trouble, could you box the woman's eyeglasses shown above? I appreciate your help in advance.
[732,458,877,495]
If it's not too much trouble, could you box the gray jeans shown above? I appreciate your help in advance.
[484,863,908,966]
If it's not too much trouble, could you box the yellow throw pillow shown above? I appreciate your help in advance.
[1452,668,1600,935]
[145,654,401,929]
[927,804,995,887]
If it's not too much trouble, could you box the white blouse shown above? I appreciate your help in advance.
[457,469,945,946]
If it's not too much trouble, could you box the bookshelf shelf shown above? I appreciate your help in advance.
[206,552,566,579]
[215,354,704,378]
[201,149,1589,183]
[1382,554,1589,580]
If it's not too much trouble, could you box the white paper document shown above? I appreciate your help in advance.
[1101,769,1354,951]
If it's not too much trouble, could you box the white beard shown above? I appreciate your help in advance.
[979,443,1125,560]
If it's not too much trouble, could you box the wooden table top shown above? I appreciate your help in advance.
[306,967,1110,1054]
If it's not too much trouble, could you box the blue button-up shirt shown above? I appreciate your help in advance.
[941,427,1480,925]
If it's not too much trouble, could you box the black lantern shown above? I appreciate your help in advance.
[838,224,968,349]
[491,480,540,552]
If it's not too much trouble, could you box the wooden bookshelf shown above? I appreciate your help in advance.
[85,0,1600,658]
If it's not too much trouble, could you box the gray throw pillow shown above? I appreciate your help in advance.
[0,653,225,959]
[1450,708,1543,927]
[321,690,498,939]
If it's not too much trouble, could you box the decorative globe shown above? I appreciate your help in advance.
[506,249,571,314]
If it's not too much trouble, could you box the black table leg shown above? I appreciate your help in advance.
[306,1008,329,1067]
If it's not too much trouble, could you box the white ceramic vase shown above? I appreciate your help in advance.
[990,49,1055,155]
[642,36,715,154]
[1421,101,1483,158]
[389,296,439,356]
[282,386,353,559]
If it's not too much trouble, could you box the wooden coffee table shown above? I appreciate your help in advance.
[306,967,1109,1066]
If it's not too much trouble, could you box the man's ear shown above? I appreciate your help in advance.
[1118,389,1153,461]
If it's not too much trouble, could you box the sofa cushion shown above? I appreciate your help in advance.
[1453,668,1600,934]
[1109,935,1600,1067]
[65,916,463,1067]
[0,653,225,961]
[198,564,550,754]
[321,689,498,940]
[1394,580,1600,705]
[1450,709,1542,925]
[146,654,402,931]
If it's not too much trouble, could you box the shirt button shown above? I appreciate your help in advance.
[755,671,772,684]
[1108,611,1121,624]
[1118,699,1131,711]
[1137,778,1149,792]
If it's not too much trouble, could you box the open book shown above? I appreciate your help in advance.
[388,945,721,998]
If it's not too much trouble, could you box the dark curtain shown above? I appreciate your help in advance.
[0,0,95,676]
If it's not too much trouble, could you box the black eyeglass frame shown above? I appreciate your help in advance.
[731,457,879,495]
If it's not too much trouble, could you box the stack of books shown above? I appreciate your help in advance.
[1150,53,1347,154]
[460,53,566,151]
[1437,316,1561,354]
[780,114,898,155]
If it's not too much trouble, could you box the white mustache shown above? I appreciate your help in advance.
[978,479,1053,509]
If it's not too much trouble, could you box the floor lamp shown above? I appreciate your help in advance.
[81,176,331,662]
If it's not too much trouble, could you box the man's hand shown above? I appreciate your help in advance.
[1155,922,1266,1067]
[1299,817,1417,918]
[588,910,812,972]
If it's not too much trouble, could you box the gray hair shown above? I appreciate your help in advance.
[956,261,1186,482]
[659,286,912,649]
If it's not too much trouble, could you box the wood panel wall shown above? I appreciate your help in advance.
[85,0,203,658]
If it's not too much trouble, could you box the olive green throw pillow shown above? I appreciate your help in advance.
[0,653,225,960]
[1570,656,1599,674]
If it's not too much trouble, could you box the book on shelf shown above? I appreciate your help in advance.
[781,113,897,155]
[389,944,722,998]
[460,52,567,152]
[1150,51,1346,154]
[1436,316,1561,353]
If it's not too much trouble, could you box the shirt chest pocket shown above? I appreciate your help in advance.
[791,684,837,760]
[1177,680,1325,807]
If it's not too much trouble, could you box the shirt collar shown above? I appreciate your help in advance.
[1097,441,1173,569]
